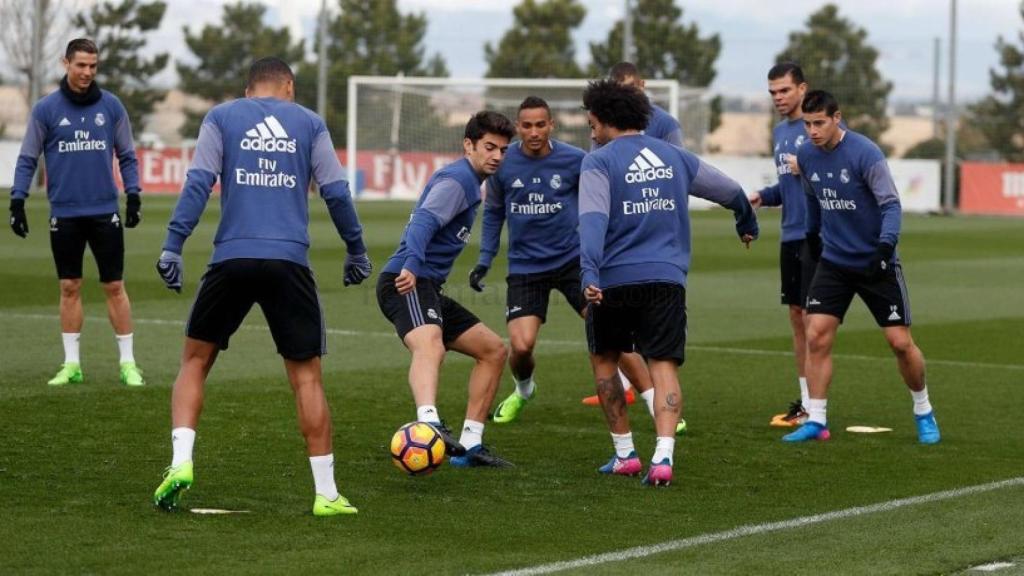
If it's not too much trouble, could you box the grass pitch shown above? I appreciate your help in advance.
[1,197,1022,575]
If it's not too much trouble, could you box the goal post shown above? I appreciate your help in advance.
[346,75,708,199]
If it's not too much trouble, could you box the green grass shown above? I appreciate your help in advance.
[1,197,1023,575]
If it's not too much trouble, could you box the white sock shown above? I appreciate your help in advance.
[806,398,827,426]
[653,436,675,465]
[116,333,135,363]
[641,388,655,417]
[171,427,195,467]
[417,405,440,424]
[799,377,809,408]
[309,454,339,500]
[459,419,484,450]
[618,368,633,391]
[62,333,81,364]
[910,386,933,416]
[515,375,535,399]
[611,432,635,458]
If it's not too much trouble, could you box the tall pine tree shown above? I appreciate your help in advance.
[484,0,586,79]
[971,2,1024,161]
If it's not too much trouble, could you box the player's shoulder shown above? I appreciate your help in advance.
[552,139,586,160]
[651,103,681,128]
[844,130,885,159]
[31,90,63,117]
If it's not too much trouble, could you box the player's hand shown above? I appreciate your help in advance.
[9,198,28,238]
[747,191,762,208]
[866,242,895,280]
[584,284,603,304]
[805,232,823,261]
[469,264,488,292]
[156,250,183,293]
[343,252,372,286]
[741,233,756,249]
[125,193,141,228]
[395,268,417,295]
[785,154,800,175]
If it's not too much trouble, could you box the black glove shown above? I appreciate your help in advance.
[804,232,822,261]
[867,242,895,280]
[125,193,141,228]
[156,250,183,293]
[469,264,488,292]
[10,198,28,238]
[343,252,372,286]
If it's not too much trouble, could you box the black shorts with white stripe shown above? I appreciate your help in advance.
[804,258,912,327]
[376,272,481,344]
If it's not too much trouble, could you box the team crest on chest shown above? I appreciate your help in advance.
[94,113,105,126]
[549,174,561,190]
[840,168,850,184]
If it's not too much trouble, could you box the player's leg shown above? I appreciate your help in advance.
[771,240,809,426]
[89,213,143,385]
[446,311,512,467]
[48,217,87,385]
[492,314,541,423]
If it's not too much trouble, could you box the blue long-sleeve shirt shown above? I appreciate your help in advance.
[579,134,758,290]
[163,97,365,267]
[797,129,901,269]
[478,139,585,274]
[382,158,483,283]
[758,117,808,242]
[592,102,683,151]
[11,88,139,217]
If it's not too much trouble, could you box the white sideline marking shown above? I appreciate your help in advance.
[971,562,1017,572]
[3,311,1023,372]
[479,477,1024,576]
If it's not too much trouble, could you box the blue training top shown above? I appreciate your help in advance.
[11,88,140,217]
[797,129,901,270]
[579,134,758,290]
[758,117,809,242]
[592,102,683,151]
[478,139,586,275]
[163,97,365,267]
[382,158,483,284]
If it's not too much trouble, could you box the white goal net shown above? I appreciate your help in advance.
[346,76,708,199]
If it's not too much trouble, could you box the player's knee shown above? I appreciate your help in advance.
[508,334,535,359]
[806,328,832,355]
[886,332,915,356]
[482,338,508,366]
[101,280,126,298]
[59,279,82,298]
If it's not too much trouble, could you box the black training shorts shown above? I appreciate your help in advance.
[506,259,586,322]
[585,282,687,364]
[376,272,481,345]
[50,213,125,282]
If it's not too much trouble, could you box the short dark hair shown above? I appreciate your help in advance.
[609,61,641,83]
[247,57,294,89]
[768,61,805,85]
[518,96,551,116]
[65,38,98,61]
[802,90,840,116]
[464,110,515,143]
[582,79,650,132]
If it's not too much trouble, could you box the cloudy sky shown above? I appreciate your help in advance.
[13,0,1024,102]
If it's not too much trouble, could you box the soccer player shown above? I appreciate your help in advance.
[9,38,145,387]
[783,90,939,445]
[579,80,758,485]
[468,96,656,425]
[376,111,515,468]
[152,58,372,516]
[746,62,817,427]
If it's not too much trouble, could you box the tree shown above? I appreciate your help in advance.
[484,0,586,79]
[588,0,722,133]
[74,0,169,138]
[294,0,449,146]
[971,3,1024,162]
[776,4,892,152]
[0,0,75,107]
[177,1,304,137]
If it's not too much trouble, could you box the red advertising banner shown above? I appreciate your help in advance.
[960,162,1024,216]
[132,147,457,198]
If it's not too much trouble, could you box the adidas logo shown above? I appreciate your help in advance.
[810,173,821,182]
[511,178,524,188]
[888,305,902,321]
[241,115,296,153]
[59,117,71,126]
[626,147,673,183]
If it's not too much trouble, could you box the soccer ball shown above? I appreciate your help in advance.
[390,421,446,475]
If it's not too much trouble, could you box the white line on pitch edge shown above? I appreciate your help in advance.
[2,311,1022,372]
[477,477,1024,576]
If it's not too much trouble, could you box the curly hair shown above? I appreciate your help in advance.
[581,79,650,132]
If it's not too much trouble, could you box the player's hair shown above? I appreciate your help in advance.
[609,61,642,83]
[65,38,98,61]
[464,110,515,143]
[247,57,294,89]
[768,61,805,85]
[582,78,650,132]
[518,96,551,116]
[802,90,840,116]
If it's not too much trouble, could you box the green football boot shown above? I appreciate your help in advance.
[120,362,145,386]
[154,461,193,511]
[47,362,83,386]
[313,494,358,516]
[492,389,533,424]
